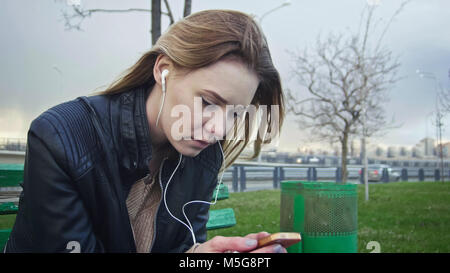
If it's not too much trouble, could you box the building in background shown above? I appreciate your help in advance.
[437,142,450,158]
[399,146,410,157]
[412,146,423,158]
[387,146,398,158]
[418,138,435,157]
[375,146,385,157]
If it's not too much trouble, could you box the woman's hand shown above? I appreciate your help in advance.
[194,232,287,253]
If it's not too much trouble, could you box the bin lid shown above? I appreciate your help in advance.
[0,164,24,171]
[281,180,356,191]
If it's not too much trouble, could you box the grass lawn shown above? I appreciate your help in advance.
[1,182,449,252]
[0,214,15,230]
[207,182,450,253]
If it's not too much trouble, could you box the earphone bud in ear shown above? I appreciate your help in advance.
[156,69,169,127]
[161,69,169,93]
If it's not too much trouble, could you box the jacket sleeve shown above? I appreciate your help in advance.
[18,115,104,252]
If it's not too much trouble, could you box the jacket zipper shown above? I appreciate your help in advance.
[149,156,168,252]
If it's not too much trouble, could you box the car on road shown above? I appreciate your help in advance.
[359,164,401,182]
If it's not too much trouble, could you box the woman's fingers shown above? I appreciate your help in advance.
[193,232,288,253]
[195,236,259,253]
[244,231,271,241]
[213,236,259,252]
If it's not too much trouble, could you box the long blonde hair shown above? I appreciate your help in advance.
[95,9,285,172]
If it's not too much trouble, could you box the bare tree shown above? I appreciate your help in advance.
[60,0,192,45]
[286,3,408,183]
[437,70,450,114]
[151,0,162,45]
[183,0,192,18]
[417,69,449,184]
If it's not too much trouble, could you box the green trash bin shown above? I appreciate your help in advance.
[280,181,358,253]
[0,163,24,188]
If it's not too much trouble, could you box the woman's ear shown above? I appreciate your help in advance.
[153,54,172,86]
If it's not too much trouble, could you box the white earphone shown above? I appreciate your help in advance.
[156,68,224,245]
[156,69,169,127]
[161,69,169,93]
[162,136,225,245]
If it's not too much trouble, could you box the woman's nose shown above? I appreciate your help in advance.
[204,119,225,141]
[202,111,228,142]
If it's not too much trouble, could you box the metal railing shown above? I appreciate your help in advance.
[219,164,447,192]
[0,138,27,152]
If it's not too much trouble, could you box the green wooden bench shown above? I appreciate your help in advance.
[0,163,23,251]
[211,182,229,201]
[0,202,18,251]
[206,183,236,230]
[0,229,11,251]
[206,208,236,230]
[0,164,237,249]
[0,163,24,188]
[0,202,18,215]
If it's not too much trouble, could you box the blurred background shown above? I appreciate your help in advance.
[1,0,450,253]
[0,0,450,172]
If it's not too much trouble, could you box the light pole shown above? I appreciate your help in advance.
[66,0,81,6]
[256,0,291,164]
[416,69,441,108]
[417,69,445,183]
[52,65,64,94]
[425,111,434,140]
[258,0,291,24]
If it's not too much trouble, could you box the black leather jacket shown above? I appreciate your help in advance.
[4,85,223,253]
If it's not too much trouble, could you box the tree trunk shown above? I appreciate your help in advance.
[361,137,369,201]
[151,0,161,45]
[183,0,192,17]
[340,132,349,184]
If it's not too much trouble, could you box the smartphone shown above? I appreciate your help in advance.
[257,232,301,249]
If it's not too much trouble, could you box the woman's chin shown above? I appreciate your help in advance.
[171,141,204,158]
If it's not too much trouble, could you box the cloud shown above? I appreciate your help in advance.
[1,0,449,152]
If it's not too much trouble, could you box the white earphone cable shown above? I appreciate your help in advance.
[162,139,225,245]
[161,153,197,242]
[159,69,225,245]
[155,89,165,128]
[181,140,225,243]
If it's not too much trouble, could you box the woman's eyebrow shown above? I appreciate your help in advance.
[202,89,229,105]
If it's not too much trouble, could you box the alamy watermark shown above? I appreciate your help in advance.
[366,241,381,253]
[169,97,280,143]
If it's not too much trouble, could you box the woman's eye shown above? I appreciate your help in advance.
[202,98,212,106]
[232,112,242,119]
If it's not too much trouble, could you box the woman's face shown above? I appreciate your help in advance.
[148,56,259,157]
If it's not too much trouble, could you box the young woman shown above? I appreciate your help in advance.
[5,9,285,253]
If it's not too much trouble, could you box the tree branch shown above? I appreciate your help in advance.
[62,6,170,31]
[183,0,192,17]
[163,0,175,25]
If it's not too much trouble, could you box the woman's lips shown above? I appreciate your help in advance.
[191,139,211,148]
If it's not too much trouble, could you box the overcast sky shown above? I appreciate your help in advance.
[1,0,449,152]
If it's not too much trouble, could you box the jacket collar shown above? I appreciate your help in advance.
[119,85,153,172]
